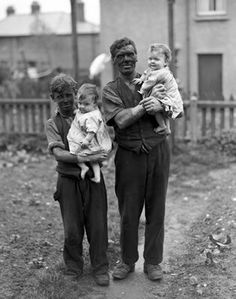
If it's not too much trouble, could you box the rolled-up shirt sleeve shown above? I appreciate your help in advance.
[102,85,124,126]
[45,118,65,154]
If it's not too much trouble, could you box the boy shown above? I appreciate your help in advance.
[45,73,109,286]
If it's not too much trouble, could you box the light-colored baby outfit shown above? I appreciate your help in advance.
[67,108,112,156]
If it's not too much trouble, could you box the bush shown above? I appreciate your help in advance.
[0,133,48,153]
[199,129,236,156]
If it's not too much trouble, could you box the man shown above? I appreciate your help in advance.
[45,73,109,286]
[102,37,183,281]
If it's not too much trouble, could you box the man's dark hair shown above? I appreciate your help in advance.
[49,73,78,95]
[110,37,137,60]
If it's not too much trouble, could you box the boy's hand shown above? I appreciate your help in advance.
[77,151,108,163]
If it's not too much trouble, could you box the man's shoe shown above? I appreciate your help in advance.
[93,272,110,286]
[144,264,163,281]
[112,262,135,280]
[64,268,83,281]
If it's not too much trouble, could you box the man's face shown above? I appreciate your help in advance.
[113,45,137,75]
[52,87,75,115]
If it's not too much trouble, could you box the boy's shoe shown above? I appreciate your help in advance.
[93,272,110,286]
[143,264,163,281]
[112,262,135,280]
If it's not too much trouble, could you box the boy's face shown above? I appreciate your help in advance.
[148,50,166,71]
[78,95,96,114]
[52,87,75,115]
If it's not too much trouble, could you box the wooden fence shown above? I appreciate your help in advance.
[0,99,51,134]
[175,96,236,141]
[0,97,236,140]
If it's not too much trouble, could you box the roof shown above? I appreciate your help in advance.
[0,12,99,37]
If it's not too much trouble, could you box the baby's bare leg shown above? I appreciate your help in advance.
[90,162,101,183]
[78,162,89,180]
[154,113,171,135]
[165,118,171,135]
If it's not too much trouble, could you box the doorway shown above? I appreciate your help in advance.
[198,54,223,101]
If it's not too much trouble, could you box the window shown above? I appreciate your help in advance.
[197,0,226,15]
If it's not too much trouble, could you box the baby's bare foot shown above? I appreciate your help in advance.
[80,166,89,180]
[90,176,101,183]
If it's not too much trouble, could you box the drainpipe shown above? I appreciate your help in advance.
[168,0,175,76]
[186,0,190,98]
[70,0,79,82]
[168,0,176,151]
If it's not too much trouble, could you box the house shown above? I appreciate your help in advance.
[100,0,236,101]
[0,0,100,81]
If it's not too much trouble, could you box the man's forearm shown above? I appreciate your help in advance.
[114,104,145,129]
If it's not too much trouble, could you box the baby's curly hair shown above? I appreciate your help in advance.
[149,43,172,64]
[49,73,78,95]
[78,83,99,104]
[110,37,137,60]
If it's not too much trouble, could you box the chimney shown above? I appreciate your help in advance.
[76,0,85,22]
[31,1,40,15]
[6,6,15,17]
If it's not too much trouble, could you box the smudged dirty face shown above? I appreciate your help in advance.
[113,45,137,76]
[52,87,75,115]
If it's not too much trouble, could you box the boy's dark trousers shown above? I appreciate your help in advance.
[115,139,170,266]
[54,173,109,275]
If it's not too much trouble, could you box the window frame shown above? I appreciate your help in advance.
[196,0,227,16]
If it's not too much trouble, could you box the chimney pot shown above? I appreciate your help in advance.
[31,1,40,15]
[6,6,15,16]
[76,0,85,22]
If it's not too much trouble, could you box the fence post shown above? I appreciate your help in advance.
[50,100,57,117]
[190,93,198,142]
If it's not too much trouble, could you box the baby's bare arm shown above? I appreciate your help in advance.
[81,132,96,148]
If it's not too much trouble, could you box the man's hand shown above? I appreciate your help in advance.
[140,96,163,115]
[151,83,166,100]
[132,78,142,85]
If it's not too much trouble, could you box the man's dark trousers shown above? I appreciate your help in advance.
[115,139,170,266]
[54,173,109,275]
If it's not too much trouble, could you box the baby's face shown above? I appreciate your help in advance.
[148,50,166,71]
[78,95,96,114]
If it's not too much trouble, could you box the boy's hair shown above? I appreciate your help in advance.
[149,43,172,64]
[110,37,137,60]
[49,73,78,95]
[78,83,99,104]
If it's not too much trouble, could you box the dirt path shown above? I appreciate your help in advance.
[79,167,212,299]
[0,153,235,299]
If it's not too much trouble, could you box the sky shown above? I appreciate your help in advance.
[0,0,100,24]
